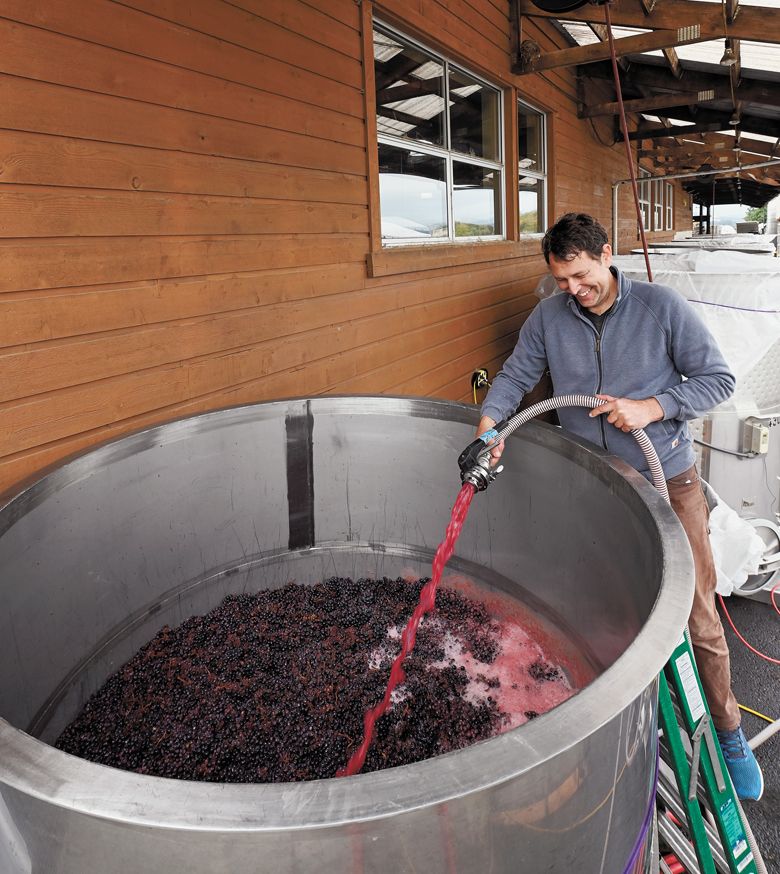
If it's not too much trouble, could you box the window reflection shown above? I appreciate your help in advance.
[519,177,544,234]
[453,162,501,237]
[378,143,447,240]
[519,109,544,174]
[374,30,445,146]
[449,69,500,161]
[374,23,504,246]
[518,99,547,235]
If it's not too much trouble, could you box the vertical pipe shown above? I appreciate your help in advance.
[603,2,653,281]
[612,180,621,253]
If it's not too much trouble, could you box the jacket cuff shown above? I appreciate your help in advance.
[655,392,680,421]
[480,404,505,424]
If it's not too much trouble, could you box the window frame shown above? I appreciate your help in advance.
[652,179,664,231]
[372,21,506,248]
[517,97,548,237]
[665,182,674,231]
[638,168,652,234]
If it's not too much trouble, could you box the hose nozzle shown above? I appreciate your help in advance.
[458,428,506,492]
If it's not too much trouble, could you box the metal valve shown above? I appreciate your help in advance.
[457,423,507,492]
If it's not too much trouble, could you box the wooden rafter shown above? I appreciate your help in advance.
[518,0,780,45]
[582,63,779,109]
[517,25,704,73]
[627,122,726,141]
[643,105,780,138]
[639,141,731,158]
[662,47,682,79]
[641,133,778,160]
[580,90,716,118]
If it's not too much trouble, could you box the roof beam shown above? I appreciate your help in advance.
[641,134,778,159]
[519,0,780,44]
[580,90,715,118]
[644,106,780,139]
[639,141,731,158]
[627,122,732,141]
[581,62,780,109]
[517,26,704,73]
[588,21,631,73]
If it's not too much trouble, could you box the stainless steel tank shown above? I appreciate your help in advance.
[0,396,693,874]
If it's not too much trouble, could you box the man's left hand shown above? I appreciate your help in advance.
[589,395,664,432]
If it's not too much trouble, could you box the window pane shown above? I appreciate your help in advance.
[448,69,500,161]
[374,28,445,146]
[378,143,447,240]
[453,162,501,237]
[519,175,545,234]
[519,105,544,173]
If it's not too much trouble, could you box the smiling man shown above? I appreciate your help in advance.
[477,212,764,801]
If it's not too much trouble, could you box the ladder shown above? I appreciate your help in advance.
[655,631,759,874]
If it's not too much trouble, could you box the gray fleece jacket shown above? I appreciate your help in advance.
[481,267,735,481]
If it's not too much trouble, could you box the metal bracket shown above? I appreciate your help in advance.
[687,714,709,800]
[703,722,727,792]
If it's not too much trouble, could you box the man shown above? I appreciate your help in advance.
[478,212,763,801]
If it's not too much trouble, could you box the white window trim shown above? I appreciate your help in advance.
[518,98,547,237]
[374,22,505,247]
[665,182,674,231]
[638,168,651,233]
[652,179,663,231]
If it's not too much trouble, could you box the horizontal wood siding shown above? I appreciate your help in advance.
[0,0,690,493]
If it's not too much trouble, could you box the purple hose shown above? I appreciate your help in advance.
[622,748,660,874]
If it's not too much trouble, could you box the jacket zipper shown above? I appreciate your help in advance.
[594,332,607,450]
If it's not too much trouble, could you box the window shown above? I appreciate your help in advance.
[652,179,663,231]
[518,100,547,235]
[373,23,504,245]
[665,182,674,230]
[638,168,651,232]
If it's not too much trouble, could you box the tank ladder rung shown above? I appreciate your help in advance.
[656,632,759,874]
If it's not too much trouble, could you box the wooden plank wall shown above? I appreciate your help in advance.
[0,0,687,494]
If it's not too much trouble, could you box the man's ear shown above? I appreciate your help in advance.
[601,243,613,265]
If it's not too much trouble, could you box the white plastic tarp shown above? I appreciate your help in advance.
[611,251,780,414]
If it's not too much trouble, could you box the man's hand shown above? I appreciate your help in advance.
[588,395,664,433]
[477,415,505,464]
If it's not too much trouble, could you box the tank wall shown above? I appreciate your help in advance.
[2,399,661,736]
[0,397,691,874]
[0,684,657,874]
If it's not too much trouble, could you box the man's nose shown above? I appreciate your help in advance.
[566,278,580,294]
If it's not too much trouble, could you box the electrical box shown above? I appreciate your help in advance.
[741,417,770,455]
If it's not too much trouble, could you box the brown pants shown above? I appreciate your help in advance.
[667,465,740,731]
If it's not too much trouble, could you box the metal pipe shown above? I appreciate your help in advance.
[603,1,653,279]
[748,717,780,751]
[610,158,780,253]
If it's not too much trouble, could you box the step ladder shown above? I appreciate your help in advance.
[655,631,759,874]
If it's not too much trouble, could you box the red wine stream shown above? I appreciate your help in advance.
[337,482,477,777]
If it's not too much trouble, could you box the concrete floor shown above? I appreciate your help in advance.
[719,593,779,871]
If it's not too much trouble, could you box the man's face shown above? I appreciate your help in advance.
[548,246,616,314]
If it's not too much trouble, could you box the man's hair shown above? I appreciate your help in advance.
[541,213,609,264]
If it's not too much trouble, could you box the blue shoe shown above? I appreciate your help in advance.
[716,726,764,801]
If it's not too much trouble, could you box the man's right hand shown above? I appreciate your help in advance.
[477,416,505,465]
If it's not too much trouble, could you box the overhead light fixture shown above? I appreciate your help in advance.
[720,42,737,66]
[729,109,740,126]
